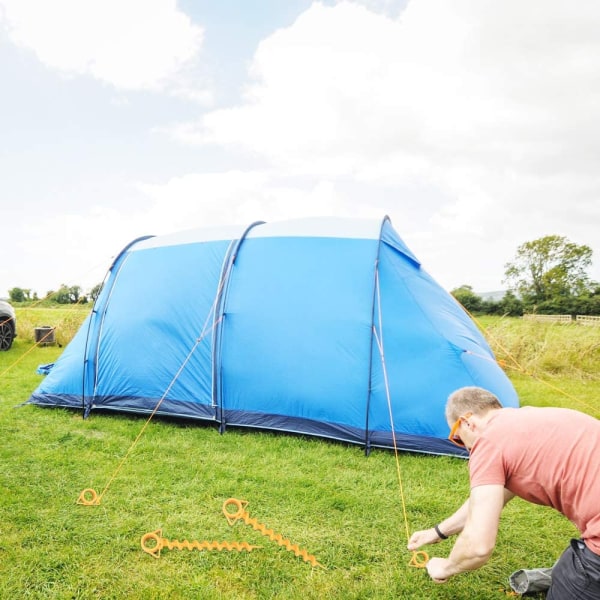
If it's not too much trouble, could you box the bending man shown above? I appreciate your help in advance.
[407,386,600,599]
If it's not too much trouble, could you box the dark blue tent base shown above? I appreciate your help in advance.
[27,394,468,458]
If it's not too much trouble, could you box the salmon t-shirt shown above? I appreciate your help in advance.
[469,406,600,555]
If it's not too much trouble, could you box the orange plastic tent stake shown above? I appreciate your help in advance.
[140,528,260,558]
[222,498,325,569]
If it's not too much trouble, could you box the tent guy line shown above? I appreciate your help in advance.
[372,267,427,568]
[73,239,238,505]
[75,313,225,506]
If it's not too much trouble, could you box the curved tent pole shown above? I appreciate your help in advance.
[364,215,391,454]
[81,235,155,417]
[210,239,237,413]
[212,221,266,432]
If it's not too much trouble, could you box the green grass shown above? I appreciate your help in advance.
[0,308,597,599]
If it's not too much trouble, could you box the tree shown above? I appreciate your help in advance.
[89,283,103,302]
[9,287,25,302]
[503,235,593,304]
[498,290,524,316]
[55,284,82,304]
[450,285,482,313]
[9,287,33,302]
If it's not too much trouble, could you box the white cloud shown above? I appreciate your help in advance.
[0,0,205,94]
[13,207,134,295]
[136,170,387,229]
[163,0,600,290]
[3,0,600,296]
[185,0,600,177]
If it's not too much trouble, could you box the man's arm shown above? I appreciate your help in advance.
[425,485,513,582]
[407,487,514,551]
[407,499,470,549]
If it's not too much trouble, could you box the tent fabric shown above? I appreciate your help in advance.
[28,216,518,457]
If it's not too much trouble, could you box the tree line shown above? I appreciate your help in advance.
[8,283,103,305]
[451,235,600,316]
[8,234,599,317]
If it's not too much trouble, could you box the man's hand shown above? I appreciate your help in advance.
[426,557,453,583]
[407,528,442,550]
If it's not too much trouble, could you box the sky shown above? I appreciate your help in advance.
[1,0,599,300]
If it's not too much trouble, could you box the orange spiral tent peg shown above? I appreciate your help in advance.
[222,498,325,569]
[140,528,261,559]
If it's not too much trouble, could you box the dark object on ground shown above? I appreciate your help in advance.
[509,566,553,594]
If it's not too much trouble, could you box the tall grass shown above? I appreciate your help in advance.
[13,305,89,347]
[0,308,597,599]
[478,315,600,382]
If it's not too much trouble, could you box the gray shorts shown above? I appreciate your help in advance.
[547,538,600,599]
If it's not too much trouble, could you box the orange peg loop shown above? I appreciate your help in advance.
[222,497,248,525]
[141,529,162,558]
[77,488,100,505]
[409,550,429,568]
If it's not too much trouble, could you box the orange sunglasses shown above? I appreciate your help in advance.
[448,412,473,447]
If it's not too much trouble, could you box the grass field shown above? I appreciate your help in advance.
[0,307,598,599]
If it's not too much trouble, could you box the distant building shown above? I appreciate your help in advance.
[477,290,508,302]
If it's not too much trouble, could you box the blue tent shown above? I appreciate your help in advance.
[28,216,518,457]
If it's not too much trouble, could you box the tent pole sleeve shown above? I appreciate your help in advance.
[81,235,155,418]
[364,215,390,451]
[211,221,266,431]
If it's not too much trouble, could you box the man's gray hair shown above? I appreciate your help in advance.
[445,386,503,424]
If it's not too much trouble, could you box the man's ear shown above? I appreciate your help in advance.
[462,415,474,431]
